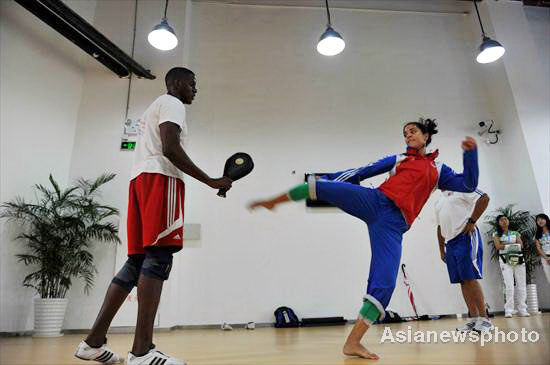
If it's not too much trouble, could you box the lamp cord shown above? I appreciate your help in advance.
[164,0,169,19]
[473,0,486,37]
[325,0,331,26]
[124,0,137,121]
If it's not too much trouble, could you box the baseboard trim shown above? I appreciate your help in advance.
[2,309,549,337]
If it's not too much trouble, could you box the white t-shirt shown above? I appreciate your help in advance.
[435,189,485,241]
[130,94,188,181]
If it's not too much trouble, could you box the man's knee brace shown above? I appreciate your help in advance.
[359,295,385,324]
[112,255,145,292]
[141,249,174,281]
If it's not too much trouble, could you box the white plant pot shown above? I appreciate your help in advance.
[33,298,68,337]
[526,284,539,313]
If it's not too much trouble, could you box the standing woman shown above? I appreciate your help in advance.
[534,213,550,283]
[493,215,530,317]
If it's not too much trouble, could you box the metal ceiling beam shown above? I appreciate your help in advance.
[16,0,155,79]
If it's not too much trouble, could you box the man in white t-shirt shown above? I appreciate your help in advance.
[435,189,494,333]
[75,67,232,365]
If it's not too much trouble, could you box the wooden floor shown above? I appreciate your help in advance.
[1,314,548,365]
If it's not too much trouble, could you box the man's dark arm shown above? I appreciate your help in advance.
[462,193,489,234]
[160,122,231,190]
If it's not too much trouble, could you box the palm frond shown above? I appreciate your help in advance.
[16,254,41,266]
[77,173,116,197]
[48,174,62,200]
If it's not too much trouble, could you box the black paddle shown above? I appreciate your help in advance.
[217,152,254,198]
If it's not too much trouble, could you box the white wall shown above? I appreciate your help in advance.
[1,0,548,333]
[177,2,505,324]
[484,1,550,214]
[525,6,550,78]
[472,0,550,308]
[0,0,97,332]
[523,5,550,307]
[170,1,549,323]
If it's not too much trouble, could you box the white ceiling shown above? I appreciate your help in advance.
[191,0,478,14]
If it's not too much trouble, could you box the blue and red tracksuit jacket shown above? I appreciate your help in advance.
[321,147,479,226]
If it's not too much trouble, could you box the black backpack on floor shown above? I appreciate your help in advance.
[377,310,404,324]
[274,306,300,328]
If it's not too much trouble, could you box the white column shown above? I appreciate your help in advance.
[483,0,550,213]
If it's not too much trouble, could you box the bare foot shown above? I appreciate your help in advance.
[343,342,379,360]
[248,200,276,211]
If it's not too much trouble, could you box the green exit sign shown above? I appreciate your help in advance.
[121,141,136,151]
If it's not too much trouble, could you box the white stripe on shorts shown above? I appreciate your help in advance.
[470,227,481,277]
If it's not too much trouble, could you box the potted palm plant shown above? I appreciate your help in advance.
[484,204,540,313]
[0,174,120,337]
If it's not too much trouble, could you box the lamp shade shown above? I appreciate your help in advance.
[476,36,505,64]
[148,19,178,51]
[317,26,345,56]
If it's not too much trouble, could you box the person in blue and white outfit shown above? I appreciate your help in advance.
[249,118,479,360]
[435,189,493,333]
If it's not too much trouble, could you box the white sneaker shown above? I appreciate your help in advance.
[474,318,494,333]
[127,349,186,365]
[518,311,530,317]
[456,319,476,332]
[221,322,233,331]
[74,340,124,364]
[504,312,513,318]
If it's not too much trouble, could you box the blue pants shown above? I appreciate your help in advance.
[445,227,483,284]
[315,181,408,308]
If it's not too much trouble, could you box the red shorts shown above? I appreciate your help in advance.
[127,173,185,255]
